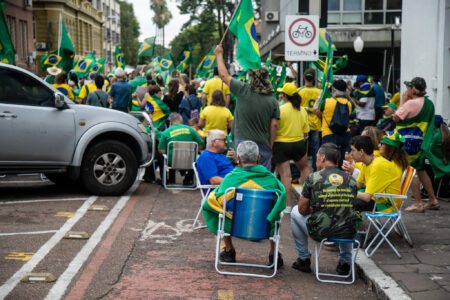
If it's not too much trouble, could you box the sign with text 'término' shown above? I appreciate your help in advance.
[285,15,319,61]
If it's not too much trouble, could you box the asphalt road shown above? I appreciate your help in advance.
[0,174,377,299]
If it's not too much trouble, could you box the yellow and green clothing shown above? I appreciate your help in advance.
[202,76,230,105]
[78,82,97,102]
[199,105,233,135]
[321,97,353,137]
[298,86,321,131]
[390,92,400,107]
[275,102,309,143]
[52,83,74,100]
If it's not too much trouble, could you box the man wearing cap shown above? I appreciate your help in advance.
[351,75,376,133]
[393,77,439,212]
[319,79,353,167]
[214,45,280,170]
[298,68,322,171]
[376,102,397,133]
[109,67,132,113]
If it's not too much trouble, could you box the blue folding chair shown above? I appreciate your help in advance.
[214,187,282,278]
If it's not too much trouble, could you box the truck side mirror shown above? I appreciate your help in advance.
[54,93,65,109]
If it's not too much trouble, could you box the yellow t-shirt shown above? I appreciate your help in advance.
[52,83,74,100]
[298,86,321,131]
[357,156,402,212]
[275,102,310,143]
[78,82,97,100]
[202,77,230,105]
[321,97,352,137]
[199,105,233,135]
[390,92,400,107]
[355,149,380,176]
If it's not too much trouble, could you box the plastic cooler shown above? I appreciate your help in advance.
[231,188,276,240]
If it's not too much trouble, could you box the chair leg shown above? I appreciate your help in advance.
[397,219,413,247]
[365,217,402,258]
[192,197,207,229]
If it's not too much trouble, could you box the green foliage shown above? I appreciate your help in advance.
[150,0,172,29]
[119,0,140,66]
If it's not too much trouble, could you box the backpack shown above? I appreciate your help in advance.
[329,98,350,134]
[187,96,199,119]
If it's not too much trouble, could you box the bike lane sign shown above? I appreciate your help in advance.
[285,15,319,61]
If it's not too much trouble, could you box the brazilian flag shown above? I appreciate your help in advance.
[175,45,192,72]
[91,57,106,74]
[114,46,125,68]
[196,47,216,78]
[74,53,95,78]
[158,53,174,72]
[138,36,156,63]
[40,51,62,71]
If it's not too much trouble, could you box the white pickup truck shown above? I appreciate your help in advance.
[0,63,154,195]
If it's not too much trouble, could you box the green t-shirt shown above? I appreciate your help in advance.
[158,123,204,164]
[230,78,280,146]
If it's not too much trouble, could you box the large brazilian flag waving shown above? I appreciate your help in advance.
[228,0,261,71]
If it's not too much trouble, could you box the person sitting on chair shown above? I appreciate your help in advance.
[202,141,286,265]
[290,143,359,275]
[158,112,204,185]
[196,129,235,185]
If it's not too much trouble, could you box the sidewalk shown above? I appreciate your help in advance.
[356,199,450,300]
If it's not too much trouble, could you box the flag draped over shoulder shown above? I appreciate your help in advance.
[138,36,156,63]
[114,46,125,68]
[58,20,75,73]
[228,0,261,71]
[176,45,192,72]
[317,31,334,110]
[202,165,286,235]
[196,47,216,78]
[0,2,16,64]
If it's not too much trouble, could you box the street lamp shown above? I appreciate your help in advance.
[353,36,364,53]
[391,16,401,94]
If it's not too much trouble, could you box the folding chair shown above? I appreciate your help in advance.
[215,187,282,278]
[162,141,198,190]
[315,238,360,285]
[364,166,416,258]
[192,161,218,229]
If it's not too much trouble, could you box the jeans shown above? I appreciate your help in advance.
[321,133,351,167]
[308,130,321,171]
[290,205,353,264]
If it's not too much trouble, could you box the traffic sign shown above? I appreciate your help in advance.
[285,15,319,61]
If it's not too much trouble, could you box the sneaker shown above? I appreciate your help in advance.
[292,257,312,273]
[405,203,425,213]
[424,201,440,210]
[268,252,284,268]
[336,262,351,275]
[219,248,236,263]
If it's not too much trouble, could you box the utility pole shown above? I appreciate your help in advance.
[297,1,309,86]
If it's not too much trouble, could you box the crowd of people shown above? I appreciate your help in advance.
[44,43,450,274]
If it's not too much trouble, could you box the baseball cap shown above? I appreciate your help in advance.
[276,82,299,96]
[404,77,426,91]
[382,103,398,110]
[115,67,125,78]
[332,79,347,92]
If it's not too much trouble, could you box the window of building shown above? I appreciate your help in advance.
[327,0,402,25]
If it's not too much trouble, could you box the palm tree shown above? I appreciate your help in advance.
[150,0,172,52]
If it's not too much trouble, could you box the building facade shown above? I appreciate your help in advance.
[2,0,35,71]
[95,0,120,72]
[33,0,104,72]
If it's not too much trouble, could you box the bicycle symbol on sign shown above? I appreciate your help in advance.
[291,25,312,39]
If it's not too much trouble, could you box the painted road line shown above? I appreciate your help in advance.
[55,212,75,218]
[0,198,87,205]
[0,196,97,299]
[0,230,58,237]
[5,252,34,262]
[45,180,140,300]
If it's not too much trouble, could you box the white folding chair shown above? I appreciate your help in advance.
[315,238,360,285]
[215,187,282,278]
[162,141,198,190]
[364,166,416,258]
[192,161,218,229]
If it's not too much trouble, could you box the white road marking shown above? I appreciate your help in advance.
[45,180,140,300]
[0,230,58,237]
[0,196,98,299]
[0,198,87,205]
[139,219,194,243]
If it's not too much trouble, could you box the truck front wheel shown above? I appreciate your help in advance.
[81,140,138,196]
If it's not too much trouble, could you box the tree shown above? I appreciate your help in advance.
[119,1,140,66]
[150,0,172,50]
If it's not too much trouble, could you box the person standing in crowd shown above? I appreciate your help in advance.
[298,68,322,171]
[199,90,233,136]
[371,75,386,123]
[79,72,98,104]
[163,79,184,113]
[351,75,376,133]
[275,82,310,208]
[202,67,231,107]
[317,79,353,167]
[86,75,109,108]
[52,72,74,101]
[393,77,440,212]
[179,84,202,125]
[214,45,279,170]
[109,67,132,113]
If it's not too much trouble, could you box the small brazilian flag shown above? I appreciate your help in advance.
[40,51,62,71]
[114,46,125,68]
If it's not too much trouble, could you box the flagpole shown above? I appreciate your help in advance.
[57,14,62,57]
[218,0,241,45]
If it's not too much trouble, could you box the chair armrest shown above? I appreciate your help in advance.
[374,193,407,199]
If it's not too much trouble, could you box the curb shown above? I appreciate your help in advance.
[356,254,411,300]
